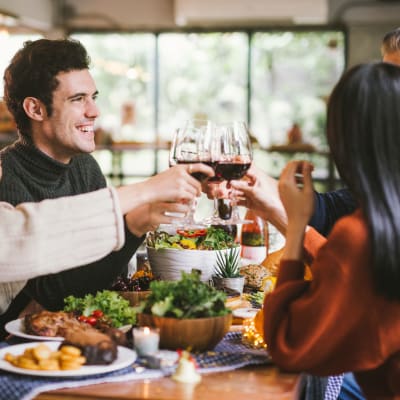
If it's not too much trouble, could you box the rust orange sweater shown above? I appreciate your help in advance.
[264,209,400,399]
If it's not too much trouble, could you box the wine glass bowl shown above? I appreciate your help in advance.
[170,119,216,182]
[168,119,216,228]
[215,121,253,224]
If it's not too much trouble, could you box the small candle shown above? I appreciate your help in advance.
[133,327,160,356]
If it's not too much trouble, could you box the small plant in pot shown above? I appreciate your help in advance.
[213,247,245,295]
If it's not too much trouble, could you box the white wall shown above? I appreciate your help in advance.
[0,0,53,30]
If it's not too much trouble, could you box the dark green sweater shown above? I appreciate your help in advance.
[0,139,143,313]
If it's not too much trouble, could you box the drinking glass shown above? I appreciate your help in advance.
[215,121,253,224]
[169,119,215,228]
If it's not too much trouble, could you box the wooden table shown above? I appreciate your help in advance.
[32,316,300,399]
[35,364,300,400]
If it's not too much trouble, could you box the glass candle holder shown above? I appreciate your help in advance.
[132,326,160,356]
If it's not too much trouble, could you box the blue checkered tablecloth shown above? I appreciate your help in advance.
[300,374,344,400]
[0,331,271,400]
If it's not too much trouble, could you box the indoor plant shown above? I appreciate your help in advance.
[213,247,245,294]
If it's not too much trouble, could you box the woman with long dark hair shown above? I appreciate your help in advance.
[234,62,400,399]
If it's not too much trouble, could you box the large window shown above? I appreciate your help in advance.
[158,32,247,141]
[251,31,345,150]
[3,29,345,188]
[71,33,156,143]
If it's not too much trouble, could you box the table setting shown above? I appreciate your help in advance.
[0,119,289,400]
[0,330,272,400]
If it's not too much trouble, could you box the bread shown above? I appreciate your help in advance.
[240,264,271,290]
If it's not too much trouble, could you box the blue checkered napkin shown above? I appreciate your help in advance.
[194,331,271,373]
[300,374,344,400]
[0,359,162,400]
[324,375,344,400]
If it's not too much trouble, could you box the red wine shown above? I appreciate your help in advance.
[215,162,251,181]
[176,160,210,181]
[217,198,232,220]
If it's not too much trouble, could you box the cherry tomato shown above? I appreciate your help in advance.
[77,315,87,323]
[86,316,97,326]
[92,309,104,318]
[177,229,207,238]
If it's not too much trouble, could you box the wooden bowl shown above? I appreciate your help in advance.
[138,313,232,351]
[118,291,150,307]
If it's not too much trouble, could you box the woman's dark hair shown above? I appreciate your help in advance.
[327,62,400,300]
[3,39,91,138]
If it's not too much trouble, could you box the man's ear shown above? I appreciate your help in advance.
[22,97,47,121]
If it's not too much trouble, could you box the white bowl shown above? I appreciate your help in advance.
[146,246,240,282]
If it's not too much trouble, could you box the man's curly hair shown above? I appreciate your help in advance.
[3,39,90,138]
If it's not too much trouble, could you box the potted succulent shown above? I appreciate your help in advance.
[213,247,245,294]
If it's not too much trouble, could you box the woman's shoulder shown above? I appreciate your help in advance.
[326,209,369,252]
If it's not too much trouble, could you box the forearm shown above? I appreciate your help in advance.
[25,225,143,310]
[283,224,306,260]
[0,188,125,282]
[116,183,151,214]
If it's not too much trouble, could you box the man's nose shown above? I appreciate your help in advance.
[86,98,100,118]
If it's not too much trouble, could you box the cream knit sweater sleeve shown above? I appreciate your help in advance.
[0,187,125,282]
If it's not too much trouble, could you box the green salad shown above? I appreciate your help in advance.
[63,290,137,327]
[146,226,237,250]
[140,271,230,319]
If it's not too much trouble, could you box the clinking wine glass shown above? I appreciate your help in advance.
[169,119,215,229]
[215,121,253,225]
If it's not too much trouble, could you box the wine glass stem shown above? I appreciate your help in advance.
[184,198,198,224]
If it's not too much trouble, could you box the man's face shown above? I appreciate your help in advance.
[37,69,99,163]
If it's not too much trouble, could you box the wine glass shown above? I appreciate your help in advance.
[215,121,253,225]
[169,119,215,228]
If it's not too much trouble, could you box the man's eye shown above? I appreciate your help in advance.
[72,96,84,102]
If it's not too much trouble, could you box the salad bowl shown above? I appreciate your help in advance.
[137,272,232,351]
[138,313,232,351]
[146,227,240,282]
[147,246,239,282]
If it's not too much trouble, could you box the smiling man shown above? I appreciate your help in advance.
[0,39,162,325]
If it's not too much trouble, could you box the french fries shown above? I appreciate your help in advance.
[4,343,86,371]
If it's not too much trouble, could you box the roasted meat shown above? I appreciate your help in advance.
[24,311,92,337]
[61,329,118,365]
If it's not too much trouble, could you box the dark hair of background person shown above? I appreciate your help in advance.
[3,39,90,138]
[381,27,400,56]
[327,62,400,300]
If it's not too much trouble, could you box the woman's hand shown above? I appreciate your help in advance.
[278,160,315,230]
[279,160,314,261]
[230,164,288,234]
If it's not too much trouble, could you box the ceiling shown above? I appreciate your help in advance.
[0,0,399,33]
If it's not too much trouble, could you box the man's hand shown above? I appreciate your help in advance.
[125,202,190,237]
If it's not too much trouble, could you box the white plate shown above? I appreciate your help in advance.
[0,341,136,377]
[232,307,259,319]
[5,318,63,341]
[5,318,132,340]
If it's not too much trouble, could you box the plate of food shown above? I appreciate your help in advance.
[5,318,64,341]
[232,307,259,320]
[0,341,137,377]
